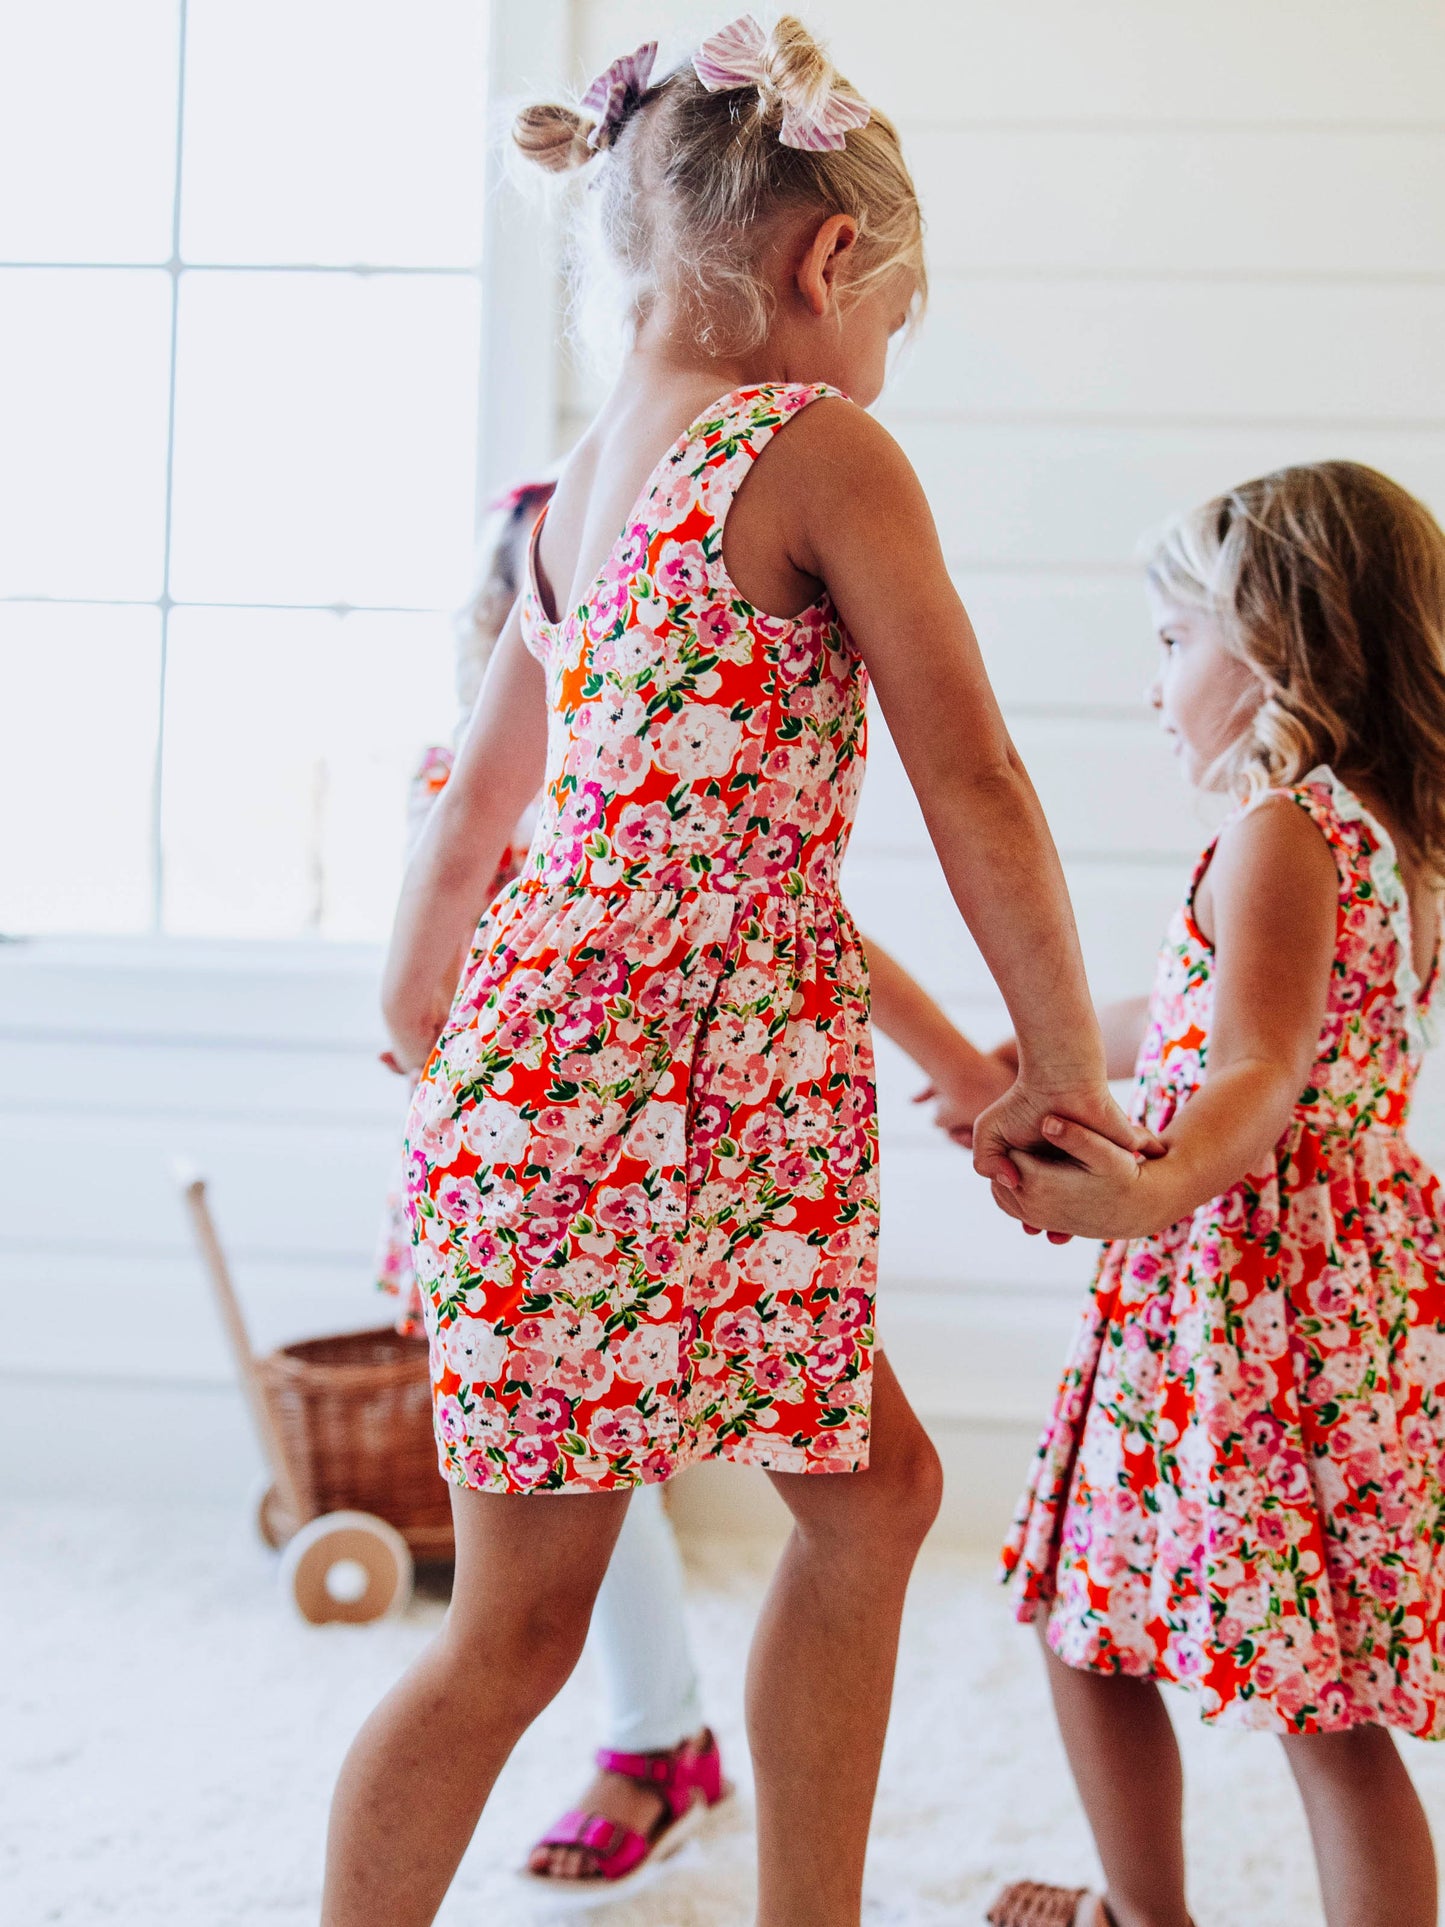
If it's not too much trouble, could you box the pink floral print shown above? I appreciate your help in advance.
[1002,769,1445,1737]
[404,385,878,1494]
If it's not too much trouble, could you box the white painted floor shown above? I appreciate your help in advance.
[8,1499,1445,1924]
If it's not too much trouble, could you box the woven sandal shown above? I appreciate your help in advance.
[987,1883,1111,1927]
[520,1729,729,1898]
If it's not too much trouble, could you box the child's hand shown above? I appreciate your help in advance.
[911,1052,1014,1147]
[989,1112,1163,1241]
[973,1077,1162,1194]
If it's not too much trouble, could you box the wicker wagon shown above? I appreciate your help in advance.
[176,1167,453,1623]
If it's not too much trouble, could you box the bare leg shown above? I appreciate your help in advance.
[748,1353,944,1927]
[320,1485,630,1927]
[1281,1724,1436,1927]
[1036,1627,1191,1927]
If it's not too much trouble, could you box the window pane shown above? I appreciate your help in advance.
[161,608,455,940]
[0,605,160,934]
[181,0,487,266]
[168,271,480,607]
[0,1,178,262]
[0,270,172,598]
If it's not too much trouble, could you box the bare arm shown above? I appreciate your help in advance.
[789,404,1151,1172]
[993,798,1338,1238]
[864,935,1012,1137]
[380,605,547,1070]
[1100,996,1152,1082]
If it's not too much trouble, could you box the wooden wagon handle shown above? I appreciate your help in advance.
[172,1161,305,1526]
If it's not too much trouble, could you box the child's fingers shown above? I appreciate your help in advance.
[378,1049,406,1076]
[1041,1114,1140,1179]
[976,1149,1021,1189]
[911,1083,937,1104]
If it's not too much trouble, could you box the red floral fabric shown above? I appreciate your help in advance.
[404,385,878,1493]
[1002,770,1445,1736]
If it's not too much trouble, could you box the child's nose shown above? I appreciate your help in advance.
[1146,674,1162,710]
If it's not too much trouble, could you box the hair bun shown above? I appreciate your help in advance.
[761,15,837,120]
[513,101,596,173]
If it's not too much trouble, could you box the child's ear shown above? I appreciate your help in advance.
[796,213,859,316]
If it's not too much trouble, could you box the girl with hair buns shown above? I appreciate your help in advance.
[989,463,1445,1927]
[372,475,1014,1899]
[322,17,1150,1924]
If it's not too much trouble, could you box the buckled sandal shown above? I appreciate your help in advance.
[521,1729,729,1897]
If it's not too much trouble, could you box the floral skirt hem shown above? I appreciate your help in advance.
[1016,1588,1445,1740]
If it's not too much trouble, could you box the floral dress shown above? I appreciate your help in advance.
[375,744,528,1337]
[404,384,878,1495]
[1002,767,1445,1736]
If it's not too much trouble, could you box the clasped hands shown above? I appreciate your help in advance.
[974,1080,1165,1244]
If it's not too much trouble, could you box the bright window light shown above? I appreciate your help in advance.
[0,2,489,944]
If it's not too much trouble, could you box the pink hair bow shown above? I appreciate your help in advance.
[580,38,658,150]
[693,13,870,152]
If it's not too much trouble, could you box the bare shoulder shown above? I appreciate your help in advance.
[1206,792,1340,924]
[764,394,920,500]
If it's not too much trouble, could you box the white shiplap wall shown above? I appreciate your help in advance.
[562,0,1445,1523]
[5,2,1445,1544]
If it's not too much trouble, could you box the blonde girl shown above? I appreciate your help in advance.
[989,463,1445,1927]
[324,19,1147,1924]
[374,480,1013,1897]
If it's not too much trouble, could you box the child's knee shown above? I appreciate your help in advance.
[443,1583,594,1716]
[866,1421,943,1548]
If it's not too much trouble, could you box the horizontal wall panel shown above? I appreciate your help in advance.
[879,1147,1095,1290]
[0,1112,397,1262]
[844,850,1190,1005]
[909,128,1445,278]
[853,709,1220,860]
[572,2,1445,126]
[958,573,1159,712]
[0,1036,411,1127]
[892,422,1445,568]
[0,1252,390,1383]
[0,938,386,1047]
[892,279,1445,425]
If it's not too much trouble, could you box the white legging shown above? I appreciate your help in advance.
[586,1485,704,1754]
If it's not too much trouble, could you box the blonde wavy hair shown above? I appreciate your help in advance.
[1147,461,1445,875]
[512,16,925,356]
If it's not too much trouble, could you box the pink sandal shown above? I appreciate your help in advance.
[522,1730,729,1895]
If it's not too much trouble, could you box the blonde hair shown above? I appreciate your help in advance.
[513,16,925,355]
[454,479,555,720]
[1148,461,1445,875]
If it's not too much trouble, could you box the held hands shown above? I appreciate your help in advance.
[972,1070,1165,1244]
[988,1112,1166,1242]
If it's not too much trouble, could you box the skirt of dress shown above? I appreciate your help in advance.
[1001,1119,1445,1737]
[404,877,879,1494]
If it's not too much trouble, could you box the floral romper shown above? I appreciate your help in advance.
[404,384,878,1495]
[1002,768,1445,1735]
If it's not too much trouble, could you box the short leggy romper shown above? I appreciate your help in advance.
[1002,769,1445,1736]
[404,383,879,1494]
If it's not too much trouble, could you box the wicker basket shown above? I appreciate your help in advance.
[256,1327,455,1560]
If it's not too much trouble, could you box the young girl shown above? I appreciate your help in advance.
[375,480,1012,1895]
[988,462,1445,1927]
[324,19,1147,1924]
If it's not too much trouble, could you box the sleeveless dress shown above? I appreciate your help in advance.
[1001,768,1445,1737]
[403,384,878,1495]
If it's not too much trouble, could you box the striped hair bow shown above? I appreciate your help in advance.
[693,13,871,152]
[580,38,658,150]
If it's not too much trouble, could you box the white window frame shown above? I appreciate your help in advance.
[2,0,568,952]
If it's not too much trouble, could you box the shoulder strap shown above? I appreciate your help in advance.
[677,381,848,525]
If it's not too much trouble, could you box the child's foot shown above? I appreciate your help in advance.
[525,1730,727,1885]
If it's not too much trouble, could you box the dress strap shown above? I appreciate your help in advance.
[1273,766,1440,1055]
[672,382,848,527]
